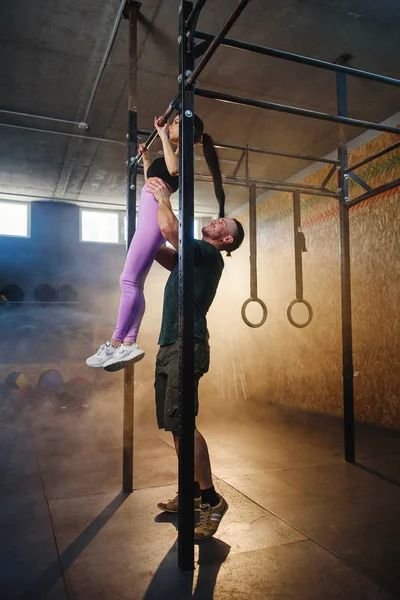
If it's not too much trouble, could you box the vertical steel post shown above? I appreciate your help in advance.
[337,72,355,463]
[292,191,303,301]
[123,1,140,493]
[245,144,249,183]
[249,183,258,299]
[178,0,195,571]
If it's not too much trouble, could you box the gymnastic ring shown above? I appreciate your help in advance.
[287,299,313,328]
[241,297,268,328]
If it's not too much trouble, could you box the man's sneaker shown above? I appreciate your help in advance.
[194,494,229,540]
[86,341,119,368]
[157,492,202,513]
[103,343,145,372]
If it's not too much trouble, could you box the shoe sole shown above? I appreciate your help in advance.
[194,501,229,541]
[157,502,202,513]
[86,361,108,368]
[103,352,145,372]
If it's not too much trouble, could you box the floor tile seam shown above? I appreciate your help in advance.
[133,482,179,492]
[360,451,400,459]
[221,479,399,596]
[217,460,346,481]
[47,489,123,502]
[34,451,71,600]
[227,537,312,559]
[219,478,370,570]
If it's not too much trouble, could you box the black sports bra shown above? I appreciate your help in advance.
[147,157,179,193]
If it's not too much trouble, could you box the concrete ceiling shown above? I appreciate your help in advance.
[0,0,399,216]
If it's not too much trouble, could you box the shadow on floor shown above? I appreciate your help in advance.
[354,461,400,488]
[19,491,128,600]
[142,513,231,600]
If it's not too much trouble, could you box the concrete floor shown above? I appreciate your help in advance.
[1,398,400,600]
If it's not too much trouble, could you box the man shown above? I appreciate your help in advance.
[145,177,244,540]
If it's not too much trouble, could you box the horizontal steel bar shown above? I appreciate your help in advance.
[346,178,400,207]
[195,88,400,135]
[133,94,180,162]
[233,175,336,194]
[78,126,337,164]
[194,31,400,87]
[195,173,340,197]
[344,140,400,173]
[133,128,338,164]
[213,140,338,164]
[0,122,339,168]
[0,108,86,127]
[254,184,339,198]
[186,0,250,86]
[0,122,125,145]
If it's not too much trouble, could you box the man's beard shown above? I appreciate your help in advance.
[201,226,213,238]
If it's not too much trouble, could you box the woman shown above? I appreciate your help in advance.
[86,113,225,372]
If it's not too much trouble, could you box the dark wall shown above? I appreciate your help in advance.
[0,201,126,365]
[0,201,125,300]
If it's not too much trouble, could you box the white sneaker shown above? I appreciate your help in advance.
[103,343,145,372]
[86,341,119,368]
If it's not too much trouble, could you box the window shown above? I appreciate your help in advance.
[194,217,202,239]
[123,215,138,243]
[80,209,124,244]
[124,216,202,244]
[0,201,29,237]
[80,210,207,245]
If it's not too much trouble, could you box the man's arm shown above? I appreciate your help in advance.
[146,177,179,250]
[155,244,178,271]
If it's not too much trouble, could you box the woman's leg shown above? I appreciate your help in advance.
[111,185,165,344]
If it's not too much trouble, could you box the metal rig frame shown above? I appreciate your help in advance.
[124,0,400,571]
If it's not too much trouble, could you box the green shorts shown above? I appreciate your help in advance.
[154,341,210,433]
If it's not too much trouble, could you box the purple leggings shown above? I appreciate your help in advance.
[112,185,165,343]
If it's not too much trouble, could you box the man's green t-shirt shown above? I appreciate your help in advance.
[158,239,224,345]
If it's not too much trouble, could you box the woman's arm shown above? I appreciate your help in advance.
[154,116,179,177]
[139,144,151,181]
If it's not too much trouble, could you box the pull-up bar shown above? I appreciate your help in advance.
[194,31,400,88]
[132,93,179,162]
[195,172,340,197]
[213,141,339,165]
[136,129,339,166]
[195,88,400,135]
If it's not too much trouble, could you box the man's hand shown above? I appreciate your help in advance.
[146,177,172,206]
[147,177,179,250]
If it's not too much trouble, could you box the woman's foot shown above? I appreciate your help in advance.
[103,343,145,372]
[86,341,119,368]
